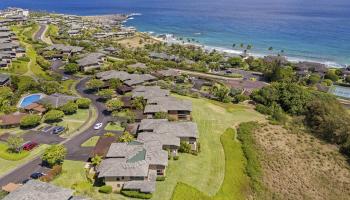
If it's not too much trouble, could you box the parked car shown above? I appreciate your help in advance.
[52,126,65,135]
[30,172,46,179]
[94,123,103,130]
[22,141,38,151]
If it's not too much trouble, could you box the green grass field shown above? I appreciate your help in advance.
[104,122,125,131]
[81,136,100,147]
[0,144,49,176]
[0,142,29,161]
[57,109,90,138]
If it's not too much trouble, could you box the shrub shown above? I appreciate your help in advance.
[179,141,191,153]
[156,176,166,181]
[154,112,168,119]
[64,63,79,74]
[60,101,78,115]
[36,56,51,70]
[20,115,41,128]
[121,190,152,199]
[76,98,91,109]
[98,185,112,194]
[44,110,64,123]
[173,155,179,160]
[42,145,67,167]
[255,104,271,115]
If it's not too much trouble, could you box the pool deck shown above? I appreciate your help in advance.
[18,93,45,108]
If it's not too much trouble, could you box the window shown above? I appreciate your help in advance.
[117,184,120,187]
[116,177,120,181]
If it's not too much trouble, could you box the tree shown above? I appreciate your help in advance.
[346,75,350,83]
[64,63,79,74]
[76,98,91,109]
[86,79,104,91]
[307,74,321,85]
[106,99,124,112]
[210,84,231,103]
[40,81,62,95]
[108,78,122,90]
[118,131,134,143]
[60,101,78,115]
[91,155,102,166]
[131,97,145,110]
[42,145,67,167]
[227,57,243,68]
[36,55,51,70]
[179,141,191,153]
[7,135,24,153]
[44,110,64,123]
[325,71,339,82]
[0,87,13,113]
[154,112,168,119]
[268,47,273,51]
[20,115,41,128]
[97,89,114,100]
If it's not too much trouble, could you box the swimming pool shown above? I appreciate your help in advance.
[330,86,350,99]
[19,94,43,108]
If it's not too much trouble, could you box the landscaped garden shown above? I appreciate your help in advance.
[0,144,49,176]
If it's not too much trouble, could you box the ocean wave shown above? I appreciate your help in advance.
[156,33,346,68]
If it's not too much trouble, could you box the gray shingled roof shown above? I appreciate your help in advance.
[137,132,180,147]
[139,119,198,139]
[0,73,10,82]
[96,70,156,86]
[98,140,168,178]
[45,44,83,53]
[36,93,77,108]
[2,180,73,200]
[98,159,149,177]
[132,86,170,100]
[144,96,192,113]
[77,53,105,67]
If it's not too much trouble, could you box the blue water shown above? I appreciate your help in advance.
[1,0,350,66]
[331,86,350,99]
[20,94,42,108]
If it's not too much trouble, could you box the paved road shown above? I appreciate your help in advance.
[0,77,112,186]
[33,24,46,42]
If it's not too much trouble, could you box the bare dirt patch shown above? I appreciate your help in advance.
[116,33,160,48]
[254,123,350,200]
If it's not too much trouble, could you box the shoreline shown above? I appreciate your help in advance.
[145,32,346,68]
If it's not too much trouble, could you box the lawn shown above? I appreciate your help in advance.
[0,142,29,161]
[57,109,90,137]
[0,144,49,176]
[81,136,100,147]
[150,95,265,200]
[104,122,125,131]
[171,128,249,200]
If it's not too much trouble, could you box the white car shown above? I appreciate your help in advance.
[94,123,103,130]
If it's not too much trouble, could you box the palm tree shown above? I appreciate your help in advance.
[268,46,273,51]
[240,43,244,48]
[247,44,252,50]
[232,43,236,48]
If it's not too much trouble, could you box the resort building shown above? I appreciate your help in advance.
[138,119,198,151]
[0,113,27,128]
[0,74,10,86]
[96,70,156,86]
[131,86,170,100]
[44,44,84,59]
[144,96,192,121]
[77,53,106,72]
[97,140,168,193]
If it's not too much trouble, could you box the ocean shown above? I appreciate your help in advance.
[1,0,350,67]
